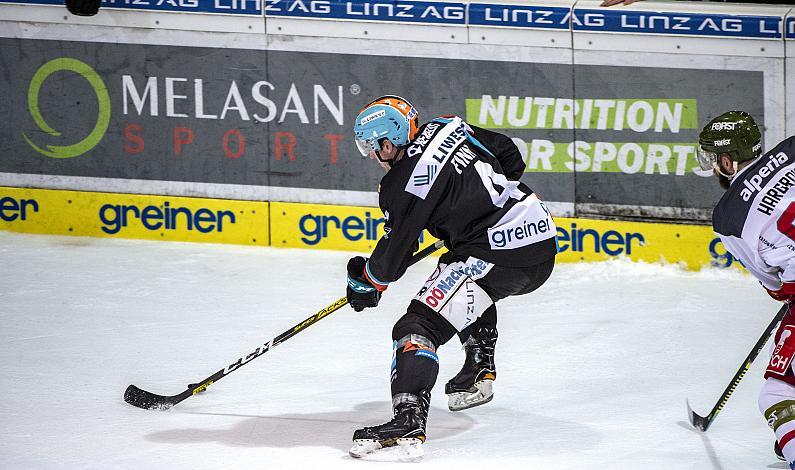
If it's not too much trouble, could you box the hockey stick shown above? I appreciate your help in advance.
[687,302,789,432]
[124,240,444,410]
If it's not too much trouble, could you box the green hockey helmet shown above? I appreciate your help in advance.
[696,111,762,177]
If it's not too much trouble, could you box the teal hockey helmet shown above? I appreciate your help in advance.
[353,95,419,156]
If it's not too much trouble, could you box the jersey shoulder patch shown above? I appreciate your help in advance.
[404,117,468,200]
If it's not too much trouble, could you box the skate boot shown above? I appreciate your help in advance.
[350,391,430,461]
[445,327,497,411]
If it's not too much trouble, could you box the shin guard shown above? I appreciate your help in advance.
[391,334,439,397]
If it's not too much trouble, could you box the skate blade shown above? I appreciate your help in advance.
[350,439,382,458]
[448,380,494,411]
[349,438,424,462]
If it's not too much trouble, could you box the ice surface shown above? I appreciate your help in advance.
[0,231,787,469]
[350,438,424,462]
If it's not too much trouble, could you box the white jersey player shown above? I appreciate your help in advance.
[697,110,795,464]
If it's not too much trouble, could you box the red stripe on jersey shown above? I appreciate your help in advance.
[779,429,795,449]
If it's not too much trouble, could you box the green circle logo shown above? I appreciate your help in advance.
[23,57,110,159]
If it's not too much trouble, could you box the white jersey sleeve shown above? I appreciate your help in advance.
[712,137,795,291]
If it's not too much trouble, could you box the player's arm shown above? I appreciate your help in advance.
[468,125,526,181]
[346,193,430,312]
[749,226,795,301]
[765,262,795,302]
[723,239,789,301]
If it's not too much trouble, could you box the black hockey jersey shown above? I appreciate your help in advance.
[712,136,795,290]
[365,116,558,287]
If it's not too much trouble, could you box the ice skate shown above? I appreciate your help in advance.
[446,327,497,411]
[350,392,429,462]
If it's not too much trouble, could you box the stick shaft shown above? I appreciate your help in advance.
[690,303,789,431]
[125,240,445,409]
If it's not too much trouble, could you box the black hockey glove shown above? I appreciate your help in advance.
[346,256,382,312]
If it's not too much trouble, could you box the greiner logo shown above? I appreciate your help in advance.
[556,223,644,256]
[490,217,550,248]
[299,212,386,245]
[0,196,39,222]
[487,195,554,250]
[298,211,426,246]
[99,202,235,235]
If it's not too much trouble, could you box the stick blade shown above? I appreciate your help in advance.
[124,384,177,410]
[686,399,711,432]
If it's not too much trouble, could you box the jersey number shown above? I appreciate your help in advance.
[777,201,795,241]
[474,161,525,208]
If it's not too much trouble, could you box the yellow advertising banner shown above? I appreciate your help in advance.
[0,186,269,246]
[553,218,728,270]
[270,201,735,271]
[270,201,439,253]
[0,189,737,271]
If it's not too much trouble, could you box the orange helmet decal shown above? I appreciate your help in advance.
[359,95,420,142]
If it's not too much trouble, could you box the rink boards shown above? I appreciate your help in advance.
[0,186,269,246]
[0,186,735,270]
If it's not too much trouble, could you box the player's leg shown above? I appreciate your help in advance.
[350,301,458,457]
[445,306,498,411]
[445,257,555,411]
[760,378,795,463]
[352,254,499,454]
[351,255,555,455]
[759,311,795,464]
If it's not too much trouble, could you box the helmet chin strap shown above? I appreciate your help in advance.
[714,160,739,180]
[375,149,393,169]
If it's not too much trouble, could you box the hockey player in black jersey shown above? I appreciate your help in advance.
[696,111,795,465]
[346,95,557,459]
